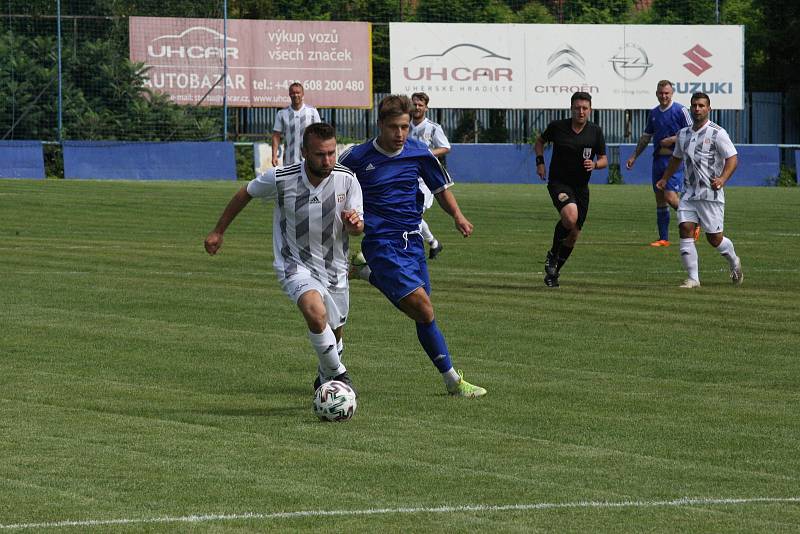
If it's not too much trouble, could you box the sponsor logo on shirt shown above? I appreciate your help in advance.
[310,196,321,204]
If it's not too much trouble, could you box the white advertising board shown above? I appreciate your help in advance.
[390,23,743,109]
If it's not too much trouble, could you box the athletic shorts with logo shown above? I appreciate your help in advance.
[547,181,590,229]
[280,274,350,329]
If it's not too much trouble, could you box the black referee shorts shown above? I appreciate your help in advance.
[547,181,590,229]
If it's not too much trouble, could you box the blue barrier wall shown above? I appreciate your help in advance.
[449,143,781,186]
[619,143,780,186]
[63,141,237,180]
[0,141,45,179]
[447,144,608,185]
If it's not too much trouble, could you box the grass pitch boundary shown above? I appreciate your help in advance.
[1,497,798,530]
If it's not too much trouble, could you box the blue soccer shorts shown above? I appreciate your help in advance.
[652,154,684,193]
[361,233,431,306]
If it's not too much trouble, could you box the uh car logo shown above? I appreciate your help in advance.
[147,26,239,60]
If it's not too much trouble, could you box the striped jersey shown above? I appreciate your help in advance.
[273,104,322,165]
[673,121,737,203]
[409,118,451,151]
[339,137,452,238]
[645,101,692,154]
[247,162,363,289]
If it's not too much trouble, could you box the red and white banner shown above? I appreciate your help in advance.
[130,17,372,108]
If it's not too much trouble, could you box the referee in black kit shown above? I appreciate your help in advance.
[534,91,608,288]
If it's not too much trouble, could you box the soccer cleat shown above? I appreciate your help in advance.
[313,370,357,396]
[694,225,701,241]
[544,273,560,288]
[730,258,744,285]
[348,251,367,280]
[447,370,487,398]
[650,239,671,247]
[544,250,560,277]
[680,278,701,289]
[428,241,444,259]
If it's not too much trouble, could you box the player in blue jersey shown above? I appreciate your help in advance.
[626,80,693,246]
[339,94,486,398]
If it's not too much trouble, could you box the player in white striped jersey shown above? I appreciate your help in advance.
[205,123,365,392]
[410,92,450,259]
[272,82,322,166]
[657,92,743,288]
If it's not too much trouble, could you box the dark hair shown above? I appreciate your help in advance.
[411,92,430,105]
[377,94,412,122]
[302,122,336,147]
[691,92,711,106]
[289,82,304,92]
[571,91,592,105]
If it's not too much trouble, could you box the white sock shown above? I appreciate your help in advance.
[715,236,739,268]
[337,337,344,359]
[419,219,435,244]
[680,238,699,282]
[357,264,372,281]
[308,326,345,379]
[442,367,460,388]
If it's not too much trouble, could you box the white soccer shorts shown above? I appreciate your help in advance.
[280,274,350,329]
[678,198,725,234]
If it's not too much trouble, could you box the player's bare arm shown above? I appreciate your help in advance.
[656,156,683,190]
[342,209,364,235]
[434,188,473,237]
[204,187,253,255]
[271,132,281,166]
[534,136,547,180]
[711,155,739,190]
[626,133,652,169]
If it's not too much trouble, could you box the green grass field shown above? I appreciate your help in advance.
[1,179,799,532]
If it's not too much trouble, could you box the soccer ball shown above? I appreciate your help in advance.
[313,380,357,422]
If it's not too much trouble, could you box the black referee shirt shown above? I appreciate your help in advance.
[541,118,606,186]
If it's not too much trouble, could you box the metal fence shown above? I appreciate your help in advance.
[235,92,798,148]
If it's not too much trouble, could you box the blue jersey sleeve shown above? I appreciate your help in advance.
[418,150,452,194]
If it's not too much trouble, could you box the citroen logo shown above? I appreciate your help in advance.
[547,44,585,79]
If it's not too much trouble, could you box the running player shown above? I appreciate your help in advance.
[626,80,693,246]
[657,92,742,288]
[339,94,486,398]
[534,91,608,288]
[205,123,364,392]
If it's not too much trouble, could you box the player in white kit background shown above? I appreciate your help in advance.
[409,92,450,259]
[657,92,743,288]
[272,82,322,167]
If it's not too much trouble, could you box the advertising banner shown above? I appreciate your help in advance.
[130,17,372,108]
[390,23,744,109]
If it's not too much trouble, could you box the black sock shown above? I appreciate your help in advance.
[551,222,569,255]
[556,244,573,272]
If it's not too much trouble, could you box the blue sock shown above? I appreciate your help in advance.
[416,320,453,373]
[657,206,670,241]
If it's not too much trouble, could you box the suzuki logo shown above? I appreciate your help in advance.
[547,44,585,79]
[683,44,712,76]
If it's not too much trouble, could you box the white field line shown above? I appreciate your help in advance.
[1,497,798,530]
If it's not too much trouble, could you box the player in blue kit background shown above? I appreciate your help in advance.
[626,80,693,246]
[339,94,486,398]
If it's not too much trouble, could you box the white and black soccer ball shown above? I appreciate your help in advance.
[313,380,357,422]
